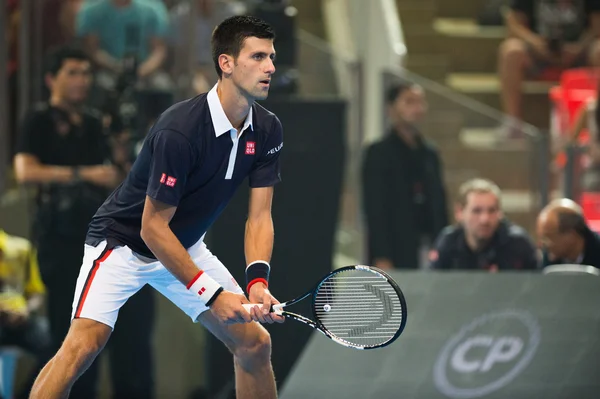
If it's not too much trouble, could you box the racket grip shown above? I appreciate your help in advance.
[242,304,283,314]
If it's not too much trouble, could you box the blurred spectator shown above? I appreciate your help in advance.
[362,83,448,270]
[83,0,170,27]
[77,0,169,89]
[169,0,240,94]
[13,46,155,399]
[430,179,538,271]
[499,0,600,133]
[0,229,51,399]
[537,198,600,267]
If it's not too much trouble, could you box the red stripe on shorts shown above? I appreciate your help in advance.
[74,248,113,318]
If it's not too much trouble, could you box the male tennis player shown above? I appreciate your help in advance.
[29,16,284,399]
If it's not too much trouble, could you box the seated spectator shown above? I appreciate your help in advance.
[76,0,169,89]
[498,0,600,134]
[537,198,600,267]
[430,179,538,271]
[0,229,51,399]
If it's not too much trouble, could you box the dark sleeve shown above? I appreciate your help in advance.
[429,229,454,269]
[249,117,283,188]
[512,236,539,270]
[361,144,393,260]
[15,111,46,158]
[510,0,533,13]
[146,130,196,206]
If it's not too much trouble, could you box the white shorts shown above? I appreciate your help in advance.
[71,238,244,329]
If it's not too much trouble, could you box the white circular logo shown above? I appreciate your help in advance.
[434,309,541,399]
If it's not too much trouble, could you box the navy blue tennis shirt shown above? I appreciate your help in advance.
[86,84,283,258]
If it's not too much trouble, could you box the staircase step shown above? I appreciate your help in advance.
[446,73,555,94]
[397,0,437,26]
[421,110,465,140]
[433,18,505,38]
[403,28,444,55]
[404,54,449,81]
[440,146,536,191]
[446,73,555,128]
[436,0,484,19]
[433,18,505,72]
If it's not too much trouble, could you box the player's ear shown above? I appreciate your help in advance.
[219,54,235,76]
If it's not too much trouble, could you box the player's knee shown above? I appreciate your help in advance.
[57,335,102,367]
[56,322,109,367]
[234,326,272,363]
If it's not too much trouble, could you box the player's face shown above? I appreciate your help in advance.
[460,192,502,242]
[47,59,92,104]
[390,87,428,125]
[232,37,276,101]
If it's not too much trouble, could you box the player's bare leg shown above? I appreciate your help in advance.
[29,318,112,399]
[200,311,277,399]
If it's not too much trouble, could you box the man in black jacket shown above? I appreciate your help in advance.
[538,198,600,268]
[362,82,448,270]
[430,178,538,271]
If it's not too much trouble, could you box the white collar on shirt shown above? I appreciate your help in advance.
[207,83,253,137]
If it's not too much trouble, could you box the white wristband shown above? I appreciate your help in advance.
[187,271,223,307]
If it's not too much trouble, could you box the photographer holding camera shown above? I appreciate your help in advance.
[14,47,155,399]
[498,0,600,134]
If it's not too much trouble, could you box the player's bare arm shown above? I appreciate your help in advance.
[245,186,284,324]
[141,196,251,324]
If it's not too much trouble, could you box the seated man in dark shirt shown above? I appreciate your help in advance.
[430,178,538,271]
[537,198,600,268]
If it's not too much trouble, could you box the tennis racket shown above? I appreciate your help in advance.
[243,265,407,350]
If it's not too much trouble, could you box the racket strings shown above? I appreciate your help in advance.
[313,269,403,348]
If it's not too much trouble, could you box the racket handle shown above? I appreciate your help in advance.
[242,303,283,314]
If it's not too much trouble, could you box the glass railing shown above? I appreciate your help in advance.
[379,66,551,252]
[294,27,553,269]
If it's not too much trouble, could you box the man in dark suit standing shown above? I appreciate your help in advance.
[362,82,448,270]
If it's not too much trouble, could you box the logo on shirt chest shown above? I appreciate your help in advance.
[245,141,256,155]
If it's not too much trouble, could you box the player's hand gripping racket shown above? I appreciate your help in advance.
[243,265,407,349]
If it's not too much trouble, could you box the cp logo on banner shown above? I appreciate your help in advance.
[434,309,541,399]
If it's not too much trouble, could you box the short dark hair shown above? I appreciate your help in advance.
[557,212,588,235]
[211,16,276,79]
[385,82,419,106]
[45,46,90,77]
